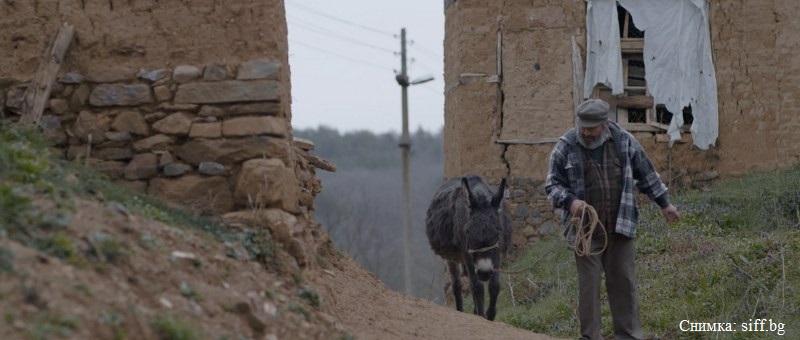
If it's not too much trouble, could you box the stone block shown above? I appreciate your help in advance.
[177,137,292,166]
[174,80,280,104]
[153,85,173,102]
[112,111,150,135]
[125,153,159,180]
[236,59,280,80]
[58,72,85,84]
[73,110,111,143]
[203,63,229,81]
[152,113,194,135]
[222,116,287,137]
[226,102,282,116]
[70,84,90,109]
[234,158,299,213]
[173,65,202,83]
[198,161,226,176]
[133,134,174,152]
[163,162,192,177]
[138,68,170,82]
[189,122,222,138]
[49,98,70,115]
[89,84,154,106]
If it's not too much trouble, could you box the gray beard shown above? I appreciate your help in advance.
[576,126,611,150]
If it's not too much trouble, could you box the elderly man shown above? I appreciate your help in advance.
[545,98,680,339]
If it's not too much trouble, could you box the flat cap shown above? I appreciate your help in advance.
[576,99,609,127]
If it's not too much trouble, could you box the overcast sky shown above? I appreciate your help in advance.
[286,0,445,134]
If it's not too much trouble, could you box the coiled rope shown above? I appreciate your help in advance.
[496,204,607,275]
[569,203,607,257]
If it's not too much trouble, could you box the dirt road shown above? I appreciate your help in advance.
[312,257,555,340]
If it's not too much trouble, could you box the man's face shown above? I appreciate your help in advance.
[579,124,605,143]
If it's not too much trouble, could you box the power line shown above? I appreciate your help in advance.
[286,0,396,37]
[408,58,439,78]
[408,41,442,63]
[288,17,396,54]
[289,39,393,72]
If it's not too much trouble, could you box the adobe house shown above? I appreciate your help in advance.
[443,0,800,243]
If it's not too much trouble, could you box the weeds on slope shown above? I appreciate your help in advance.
[498,163,800,339]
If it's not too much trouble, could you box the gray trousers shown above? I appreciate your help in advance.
[575,233,643,340]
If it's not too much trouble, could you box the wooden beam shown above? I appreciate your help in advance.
[571,36,584,111]
[20,23,74,126]
[617,95,653,110]
[620,38,644,53]
[495,138,559,145]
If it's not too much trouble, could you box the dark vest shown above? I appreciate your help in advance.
[582,140,623,236]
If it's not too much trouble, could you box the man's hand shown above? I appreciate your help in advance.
[570,199,587,216]
[662,203,680,223]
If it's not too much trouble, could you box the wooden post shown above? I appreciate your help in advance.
[19,23,74,126]
[571,36,584,112]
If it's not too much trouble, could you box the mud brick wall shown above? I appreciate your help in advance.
[444,0,800,245]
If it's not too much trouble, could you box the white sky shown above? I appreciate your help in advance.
[286,0,445,134]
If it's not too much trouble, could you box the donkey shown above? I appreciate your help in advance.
[425,174,511,320]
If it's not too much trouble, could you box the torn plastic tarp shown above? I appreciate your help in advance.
[583,0,624,96]
[584,0,719,150]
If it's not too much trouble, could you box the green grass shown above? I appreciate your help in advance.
[28,312,80,340]
[152,314,202,340]
[498,163,800,339]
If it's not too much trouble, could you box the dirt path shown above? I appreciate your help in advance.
[0,196,555,339]
[311,256,555,340]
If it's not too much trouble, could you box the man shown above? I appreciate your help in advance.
[545,98,680,340]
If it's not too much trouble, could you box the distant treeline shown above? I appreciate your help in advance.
[294,126,443,170]
[293,126,447,301]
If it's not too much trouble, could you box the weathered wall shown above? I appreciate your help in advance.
[445,0,800,245]
[713,0,800,174]
[443,2,506,180]
[0,0,332,270]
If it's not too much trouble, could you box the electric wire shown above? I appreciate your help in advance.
[286,0,396,37]
[288,15,396,54]
[409,40,442,62]
[290,40,392,72]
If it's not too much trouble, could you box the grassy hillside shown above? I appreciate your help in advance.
[497,163,800,339]
[0,125,348,339]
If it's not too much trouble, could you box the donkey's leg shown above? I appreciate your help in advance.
[447,261,463,312]
[466,262,486,317]
[486,271,500,321]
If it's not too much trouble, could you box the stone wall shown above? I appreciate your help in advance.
[444,0,800,246]
[0,1,334,271]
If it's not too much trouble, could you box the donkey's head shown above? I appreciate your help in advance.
[462,177,507,282]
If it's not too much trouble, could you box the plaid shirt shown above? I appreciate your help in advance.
[582,140,622,235]
[545,122,669,239]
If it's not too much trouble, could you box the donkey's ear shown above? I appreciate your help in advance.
[491,178,506,209]
[461,177,475,209]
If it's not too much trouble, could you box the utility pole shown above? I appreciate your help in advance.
[396,27,413,296]
[395,28,434,296]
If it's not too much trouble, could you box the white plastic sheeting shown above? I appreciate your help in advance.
[583,0,624,96]
[584,0,719,150]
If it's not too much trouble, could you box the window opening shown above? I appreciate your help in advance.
[656,105,694,126]
[594,6,652,129]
